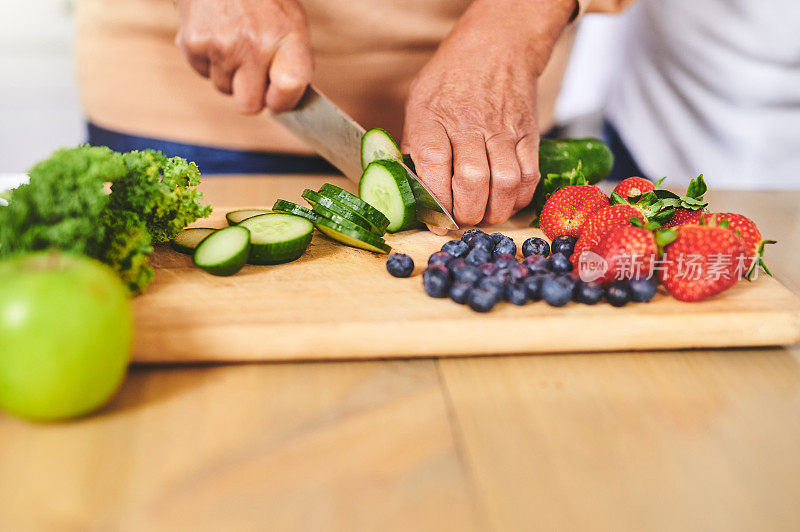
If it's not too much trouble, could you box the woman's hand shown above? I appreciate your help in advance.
[175,0,313,114]
[403,0,575,231]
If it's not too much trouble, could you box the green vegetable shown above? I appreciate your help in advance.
[361,128,402,169]
[317,183,390,235]
[238,213,314,265]
[315,217,391,254]
[192,225,251,276]
[538,138,613,185]
[0,251,132,421]
[0,146,211,293]
[359,160,417,233]
[171,227,217,255]
[226,209,272,225]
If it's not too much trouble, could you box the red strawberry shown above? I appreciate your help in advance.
[588,225,659,285]
[703,212,774,277]
[539,185,609,239]
[661,207,705,228]
[571,204,646,265]
[613,177,655,200]
[661,225,747,301]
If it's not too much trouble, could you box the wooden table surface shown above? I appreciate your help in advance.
[2,176,799,532]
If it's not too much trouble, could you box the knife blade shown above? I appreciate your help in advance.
[271,86,458,230]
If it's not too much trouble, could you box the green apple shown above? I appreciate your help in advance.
[0,251,132,421]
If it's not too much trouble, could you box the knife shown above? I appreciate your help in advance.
[271,86,458,230]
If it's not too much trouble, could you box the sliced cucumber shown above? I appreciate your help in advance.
[272,199,318,222]
[239,213,314,265]
[226,209,272,226]
[361,128,401,169]
[192,226,250,276]
[358,160,416,233]
[318,183,390,235]
[171,227,217,255]
[315,217,391,254]
[301,189,377,234]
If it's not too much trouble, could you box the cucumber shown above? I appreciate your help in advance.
[358,160,416,233]
[272,199,318,222]
[238,213,314,265]
[539,138,613,185]
[192,225,250,276]
[171,227,217,255]
[318,183,390,235]
[315,217,391,254]
[361,128,401,169]
[301,189,377,234]
[226,209,272,226]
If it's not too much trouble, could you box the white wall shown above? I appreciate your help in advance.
[0,0,84,173]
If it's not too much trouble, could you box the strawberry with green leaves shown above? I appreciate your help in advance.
[570,204,645,265]
[660,224,747,302]
[659,174,709,228]
[538,184,610,239]
[612,177,655,200]
[702,212,775,278]
[589,224,662,285]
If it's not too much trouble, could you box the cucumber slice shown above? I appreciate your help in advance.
[318,183,390,234]
[171,227,217,255]
[226,209,272,226]
[315,217,391,254]
[192,226,250,276]
[272,199,318,222]
[239,213,314,265]
[361,127,401,169]
[301,189,377,234]
[358,160,416,233]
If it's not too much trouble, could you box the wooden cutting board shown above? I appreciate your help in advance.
[131,209,800,362]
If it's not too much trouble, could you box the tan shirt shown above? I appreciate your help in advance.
[76,0,632,154]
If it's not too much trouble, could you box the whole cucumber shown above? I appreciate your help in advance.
[538,138,613,185]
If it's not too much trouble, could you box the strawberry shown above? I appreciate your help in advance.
[660,225,747,301]
[613,177,655,200]
[661,207,705,228]
[588,225,659,285]
[570,204,646,265]
[702,212,775,277]
[539,185,609,239]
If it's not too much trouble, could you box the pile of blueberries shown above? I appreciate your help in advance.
[385,229,658,313]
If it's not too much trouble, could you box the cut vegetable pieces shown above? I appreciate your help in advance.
[301,189,378,234]
[317,183,390,235]
[192,225,250,276]
[358,160,417,233]
[272,199,318,222]
[238,213,314,265]
[226,209,272,226]
[315,217,391,254]
[361,127,401,170]
[171,227,217,255]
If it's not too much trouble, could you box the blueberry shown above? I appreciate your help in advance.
[522,237,550,258]
[547,252,573,273]
[465,247,492,267]
[479,262,499,277]
[541,276,575,307]
[504,283,528,305]
[605,281,632,307]
[422,267,451,298]
[468,288,499,313]
[523,273,553,301]
[469,233,495,251]
[489,232,507,244]
[574,280,603,304]
[446,257,467,270]
[441,239,469,258]
[386,253,414,278]
[494,254,518,270]
[551,235,577,257]
[491,269,513,286]
[461,229,484,244]
[493,237,516,259]
[477,276,505,301]
[628,277,658,303]
[561,272,580,288]
[508,264,529,283]
[428,251,452,267]
[448,281,473,304]
[524,255,550,275]
[452,264,482,285]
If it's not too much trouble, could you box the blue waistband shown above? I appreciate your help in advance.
[87,123,339,175]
